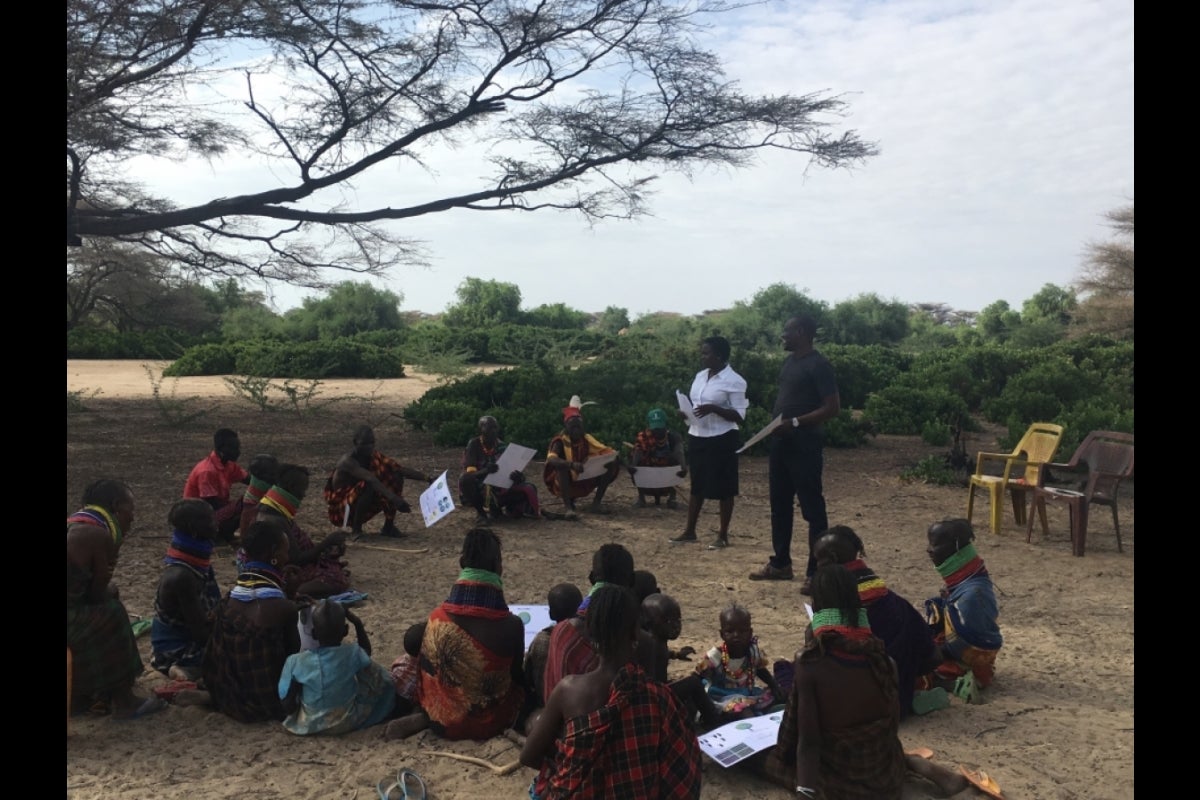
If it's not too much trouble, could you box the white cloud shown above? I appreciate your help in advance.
[124,0,1134,317]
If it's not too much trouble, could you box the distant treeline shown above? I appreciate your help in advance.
[67,280,1132,461]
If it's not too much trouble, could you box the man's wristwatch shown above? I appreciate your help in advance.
[792,417,800,428]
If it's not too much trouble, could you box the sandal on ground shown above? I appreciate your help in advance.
[706,538,730,550]
[377,778,399,800]
[669,534,699,544]
[911,687,951,715]
[954,671,981,704]
[959,766,1005,799]
[397,768,428,800]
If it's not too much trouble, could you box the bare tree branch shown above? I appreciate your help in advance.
[67,0,878,286]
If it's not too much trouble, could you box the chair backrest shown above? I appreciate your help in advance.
[1076,430,1134,502]
[1015,422,1065,484]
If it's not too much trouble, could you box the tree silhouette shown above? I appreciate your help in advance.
[67,0,878,287]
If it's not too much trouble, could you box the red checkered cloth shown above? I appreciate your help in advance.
[533,663,701,800]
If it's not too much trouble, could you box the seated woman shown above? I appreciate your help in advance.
[921,518,1003,699]
[254,463,350,599]
[459,415,541,521]
[814,525,941,718]
[237,454,279,539]
[67,479,167,719]
[203,521,302,723]
[520,585,702,799]
[385,527,526,741]
[748,564,969,799]
[150,499,223,682]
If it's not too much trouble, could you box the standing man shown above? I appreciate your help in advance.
[183,428,249,545]
[749,315,840,594]
[324,425,434,538]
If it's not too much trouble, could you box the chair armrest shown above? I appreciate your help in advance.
[975,451,1026,479]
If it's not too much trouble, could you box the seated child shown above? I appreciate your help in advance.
[278,599,396,735]
[633,569,661,603]
[151,498,222,683]
[524,583,584,706]
[694,604,782,719]
[642,593,718,728]
[390,621,426,717]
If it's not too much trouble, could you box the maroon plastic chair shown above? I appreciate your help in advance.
[1026,431,1134,556]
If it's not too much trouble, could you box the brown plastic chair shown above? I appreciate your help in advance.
[967,422,1064,535]
[1026,430,1134,556]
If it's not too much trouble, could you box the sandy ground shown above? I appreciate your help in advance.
[66,361,1134,800]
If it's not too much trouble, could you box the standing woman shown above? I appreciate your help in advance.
[672,335,749,548]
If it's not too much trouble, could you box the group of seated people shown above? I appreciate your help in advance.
[69,417,1005,799]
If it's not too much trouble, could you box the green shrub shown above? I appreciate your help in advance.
[864,385,971,437]
[824,410,874,449]
[921,419,952,447]
[68,327,209,359]
[67,387,101,413]
[163,343,240,376]
[901,455,961,486]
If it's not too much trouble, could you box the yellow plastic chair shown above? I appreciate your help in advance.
[967,422,1064,535]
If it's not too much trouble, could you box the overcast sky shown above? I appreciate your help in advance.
[135,0,1134,319]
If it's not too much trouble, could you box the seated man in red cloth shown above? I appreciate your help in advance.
[183,428,249,544]
[543,406,621,513]
[324,425,434,538]
[521,584,702,800]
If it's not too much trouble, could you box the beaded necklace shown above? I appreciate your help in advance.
[230,560,287,601]
[935,542,986,586]
[479,436,498,458]
[67,505,124,547]
[259,486,299,520]
[719,637,758,686]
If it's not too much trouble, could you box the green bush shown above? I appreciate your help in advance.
[900,455,960,486]
[67,327,209,359]
[822,345,911,410]
[163,343,240,376]
[864,385,972,437]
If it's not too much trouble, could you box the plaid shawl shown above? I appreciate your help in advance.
[534,663,701,800]
[67,560,142,703]
[202,597,296,723]
[764,632,905,799]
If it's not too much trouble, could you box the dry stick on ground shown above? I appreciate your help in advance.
[348,544,430,554]
[426,751,522,776]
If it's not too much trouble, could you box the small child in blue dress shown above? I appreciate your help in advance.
[278,599,395,735]
[693,603,782,719]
